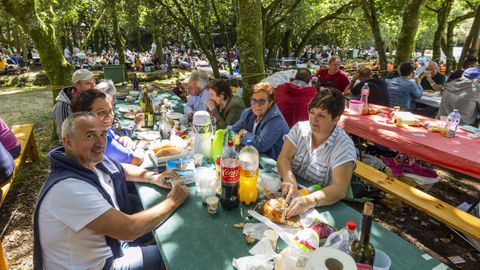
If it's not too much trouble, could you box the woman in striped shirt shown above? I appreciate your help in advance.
[277,88,357,218]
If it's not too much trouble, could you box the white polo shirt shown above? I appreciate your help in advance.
[286,121,356,187]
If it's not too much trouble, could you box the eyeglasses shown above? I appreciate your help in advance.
[251,98,267,106]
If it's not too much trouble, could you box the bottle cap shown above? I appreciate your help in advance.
[246,140,253,146]
[308,184,322,192]
[227,125,232,130]
[227,141,234,147]
[346,220,356,230]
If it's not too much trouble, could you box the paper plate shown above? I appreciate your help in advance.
[136,131,161,141]
[166,112,183,120]
[118,105,141,113]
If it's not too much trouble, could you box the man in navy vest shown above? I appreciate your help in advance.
[33,112,189,270]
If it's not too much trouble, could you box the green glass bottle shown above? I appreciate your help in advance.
[350,201,375,270]
[143,88,154,128]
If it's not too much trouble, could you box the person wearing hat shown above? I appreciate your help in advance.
[52,69,96,140]
[437,67,480,126]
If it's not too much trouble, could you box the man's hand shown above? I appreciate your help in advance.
[152,170,182,190]
[206,100,216,111]
[285,194,316,219]
[188,112,194,120]
[167,182,189,206]
[238,129,248,138]
[281,181,301,203]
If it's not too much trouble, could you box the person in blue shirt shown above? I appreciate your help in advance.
[386,62,423,111]
[231,82,289,160]
[72,89,143,165]
[184,71,210,119]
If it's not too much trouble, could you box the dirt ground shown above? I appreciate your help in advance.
[0,83,479,270]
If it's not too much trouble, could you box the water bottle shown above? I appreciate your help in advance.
[223,126,236,150]
[238,140,259,205]
[340,221,358,255]
[444,109,461,138]
[360,83,370,114]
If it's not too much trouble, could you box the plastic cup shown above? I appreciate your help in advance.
[199,170,217,203]
[373,250,391,270]
[264,229,279,250]
[206,196,219,214]
[194,167,210,192]
[440,115,448,124]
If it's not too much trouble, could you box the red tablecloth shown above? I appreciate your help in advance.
[338,108,480,179]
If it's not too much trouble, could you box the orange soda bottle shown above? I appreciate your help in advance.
[238,140,259,205]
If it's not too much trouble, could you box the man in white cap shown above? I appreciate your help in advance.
[52,69,96,140]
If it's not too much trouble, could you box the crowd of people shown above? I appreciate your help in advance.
[1,44,478,269]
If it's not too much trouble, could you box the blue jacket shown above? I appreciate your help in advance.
[0,143,14,184]
[386,76,423,111]
[33,147,134,270]
[231,104,289,159]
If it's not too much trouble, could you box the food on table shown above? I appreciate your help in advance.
[308,220,335,243]
[391,111,421,126]
[261,198,287,224]
[153,144,183,157]
[124,112,136,119]
[244,233,256,244]
[293,228,320,252]
[367,107,379,115]
[234,223,245,229]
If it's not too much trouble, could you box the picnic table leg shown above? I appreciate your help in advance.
[0,244,8,270]
[27,133,38,162]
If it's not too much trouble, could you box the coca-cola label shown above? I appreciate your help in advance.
[356,263,373,270]
[221,166,240,183]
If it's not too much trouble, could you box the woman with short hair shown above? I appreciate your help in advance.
[72,89,143,165]
[231,82,289,160]
[278,88,357,218]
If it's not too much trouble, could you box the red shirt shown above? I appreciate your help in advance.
[275,82,317,128]
[314,69,350,92]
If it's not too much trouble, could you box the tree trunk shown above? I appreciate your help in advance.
[237,0,265,105]
[458,5,480,69]
[445,11,475,73]
[282,29,292,58]
[362,0,387,74]
[1,0,72,141]
[394,0,427,66]
[432,0,453,62]
[108,0,127,81]
[153,31,164,65]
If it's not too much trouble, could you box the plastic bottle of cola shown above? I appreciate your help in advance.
[220,141,240,210]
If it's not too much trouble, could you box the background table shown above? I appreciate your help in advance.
[136,183,446,270]
[416,95,441,108]
[338,108,480,179]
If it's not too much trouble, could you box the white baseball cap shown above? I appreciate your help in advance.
[72,69,94,84]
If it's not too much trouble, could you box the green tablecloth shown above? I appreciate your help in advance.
[136,158,446,269]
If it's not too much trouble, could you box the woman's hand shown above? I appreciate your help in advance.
[285,194,317,219]
[152,170,182,190]
[281,181,301,203]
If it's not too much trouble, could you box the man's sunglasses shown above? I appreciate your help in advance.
[251,98,267,106]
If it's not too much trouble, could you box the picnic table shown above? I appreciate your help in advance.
[416,95,441,108]
[338,106,480,180]
[133,157,447,269]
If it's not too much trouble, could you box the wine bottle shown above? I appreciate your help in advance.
[350,202,375,269]
[142,87,154,128]
[140,84,148,110]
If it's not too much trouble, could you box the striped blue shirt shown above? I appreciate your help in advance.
[286,121,356,187]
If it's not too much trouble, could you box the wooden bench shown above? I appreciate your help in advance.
[1,123,37,270]
[354,160,480,241]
